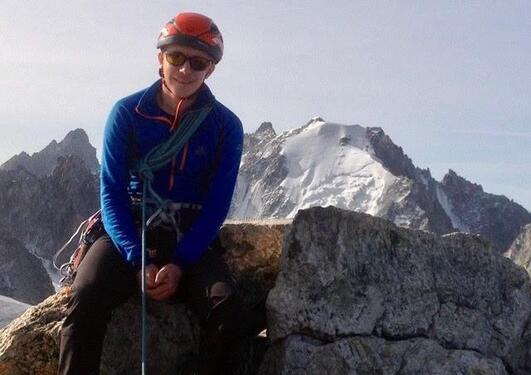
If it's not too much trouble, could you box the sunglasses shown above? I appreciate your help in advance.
[164,51,212,71]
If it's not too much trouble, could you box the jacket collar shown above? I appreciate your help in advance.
[135,79,216,120]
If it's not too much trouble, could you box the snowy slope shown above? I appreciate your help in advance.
[279,120,401,217]
[0,295,30,328]
[232,118,411,221]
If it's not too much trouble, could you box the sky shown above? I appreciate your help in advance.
[1,1,530,210]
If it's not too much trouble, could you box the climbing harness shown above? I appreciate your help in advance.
[53,210,104,285]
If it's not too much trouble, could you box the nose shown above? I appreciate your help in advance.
[178,60,192,73]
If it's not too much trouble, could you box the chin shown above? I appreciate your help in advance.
[170,82,201,98]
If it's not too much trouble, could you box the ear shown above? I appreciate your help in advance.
[158,51,164,66]
[205,63,216,79]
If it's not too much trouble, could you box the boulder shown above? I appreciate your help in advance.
[220,221,290,310]
[262,206,531,374]
[259,335,507,375]
[0,222,289,375]
[0,291,68,375]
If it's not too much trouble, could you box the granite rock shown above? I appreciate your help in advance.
[263,206,531,374]
[0,222,288,375]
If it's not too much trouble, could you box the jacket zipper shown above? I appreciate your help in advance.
[134,100,189,192]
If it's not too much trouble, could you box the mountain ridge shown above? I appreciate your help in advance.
[0,128,99,177]
[231,118,530,251]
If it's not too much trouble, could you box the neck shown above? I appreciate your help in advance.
[157,82,199,115]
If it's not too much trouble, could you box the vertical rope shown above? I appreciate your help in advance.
[134,103,212,374]
[141,181,148,375]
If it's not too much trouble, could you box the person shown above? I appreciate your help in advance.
[58,11,244,375]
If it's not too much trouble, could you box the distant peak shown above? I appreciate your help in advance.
[445,169,457,178]
[304,116,325,126]
[367,127,385,137]
[63,128,89,143]
[442,169,483,193]
[255,122,276,136]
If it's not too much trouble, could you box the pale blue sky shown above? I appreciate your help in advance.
[1,1,530,209]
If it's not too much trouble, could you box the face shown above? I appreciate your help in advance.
[158,44,215,99]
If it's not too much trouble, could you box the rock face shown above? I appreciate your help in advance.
[220,221,291,311]
[0,222,289,375]
[1,128,99,177]
[506,224,531,274]
[440,170,531,251]
[0,231,54,305]
[0,154,99,261]
[261,207,531,374]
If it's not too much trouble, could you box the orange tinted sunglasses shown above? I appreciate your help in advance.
[164,52,212,71]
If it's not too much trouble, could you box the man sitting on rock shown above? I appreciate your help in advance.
[58,11,244,375]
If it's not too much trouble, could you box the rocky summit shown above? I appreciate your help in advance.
[3,209,531,374]
[0,221,289,375]
[261,207,531,375]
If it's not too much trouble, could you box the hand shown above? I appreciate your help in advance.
[152,263,183,301]
[137,263,182,301]
[136,263,159,290]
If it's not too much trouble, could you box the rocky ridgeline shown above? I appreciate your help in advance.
[0,154,99,262]
[441,170,531,251]
[3,208,531,374]
[234,121,530,253]
[0,128,99,177]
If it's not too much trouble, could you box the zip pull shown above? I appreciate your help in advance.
[168,98,186,191]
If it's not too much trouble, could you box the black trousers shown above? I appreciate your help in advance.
[57,234,242,375]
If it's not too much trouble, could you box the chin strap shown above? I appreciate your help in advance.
[160,68,189,103]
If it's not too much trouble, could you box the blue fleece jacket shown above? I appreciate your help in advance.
[100,80,243,270]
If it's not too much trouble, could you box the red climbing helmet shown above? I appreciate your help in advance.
[157,12,224,64]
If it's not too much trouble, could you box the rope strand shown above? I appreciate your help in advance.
[136,103,212,374]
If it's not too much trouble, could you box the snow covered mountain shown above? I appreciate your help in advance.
[229,118,530,251]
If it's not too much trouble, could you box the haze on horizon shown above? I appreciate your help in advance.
[1,1,530,210]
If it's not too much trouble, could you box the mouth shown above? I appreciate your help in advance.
[173,77,194,85]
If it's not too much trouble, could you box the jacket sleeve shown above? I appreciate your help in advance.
[100,102,143,269]
[172,114,244,267]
